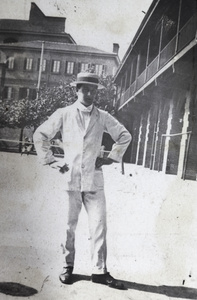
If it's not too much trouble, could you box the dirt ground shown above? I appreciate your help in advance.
[0,152,197,300]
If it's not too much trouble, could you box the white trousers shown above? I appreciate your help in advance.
[64,190,107,274]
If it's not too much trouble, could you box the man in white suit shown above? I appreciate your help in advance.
[33,72,131,289]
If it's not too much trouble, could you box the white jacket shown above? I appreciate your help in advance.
[33,102,131,191]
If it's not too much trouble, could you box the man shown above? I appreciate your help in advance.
[33,72,131,289]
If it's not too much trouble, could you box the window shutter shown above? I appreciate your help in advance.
[37,58,40,71]
[24,58,27,70]
[72,62,75,74]
[102,65,107,75]
[77,62,81,73]
[51,60,54,72]
[65,61,68,73]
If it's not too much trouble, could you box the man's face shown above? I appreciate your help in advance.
[77,84,98,106]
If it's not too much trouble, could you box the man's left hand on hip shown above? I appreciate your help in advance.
[95,157,114,168]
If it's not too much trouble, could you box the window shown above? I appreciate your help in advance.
[7,87,13,99]
[92,64,107,76]
[52,60,60,73]
[7,57,14,69]
[65,61,74,74]
[81,63,90,72]
[4,87,14,100]
[19,87,28,99]
[29,89,37,100]
[95,64,103,76]
[37,58,47,72]
[24,58,33,71]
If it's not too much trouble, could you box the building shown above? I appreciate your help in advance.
[0,2,75,44]
[0,40,119,101]
[0,2,119,101]
[114,0,197,180]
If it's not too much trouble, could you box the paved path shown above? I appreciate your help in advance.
[0,152,197,299]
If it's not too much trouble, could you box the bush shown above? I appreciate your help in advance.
[0,75,116,129]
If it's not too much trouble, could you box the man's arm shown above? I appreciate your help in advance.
[33,109,63,166]
[103,112,131,163]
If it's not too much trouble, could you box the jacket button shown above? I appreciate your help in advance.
[82,164,85,168]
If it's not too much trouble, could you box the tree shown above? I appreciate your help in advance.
[0,75,116,129]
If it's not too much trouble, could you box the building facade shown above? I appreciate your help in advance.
[0,2,75,44]
[0,41,119,101]
[0,2,119,101]
[114,0,197,180]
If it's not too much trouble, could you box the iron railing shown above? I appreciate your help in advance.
[119,13,197,107]
[159,36,176,68]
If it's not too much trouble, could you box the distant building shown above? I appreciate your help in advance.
[0,2,119,101]
[114,0,197,180]
[0,2,75,44]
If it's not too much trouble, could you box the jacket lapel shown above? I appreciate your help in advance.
[85,106,99,136]
[72,102,85,131]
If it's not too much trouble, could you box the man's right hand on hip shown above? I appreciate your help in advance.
[48,160,69,173]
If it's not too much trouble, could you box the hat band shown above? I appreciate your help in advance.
[77,76,99,84]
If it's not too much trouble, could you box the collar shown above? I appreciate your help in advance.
[76,100,93,113]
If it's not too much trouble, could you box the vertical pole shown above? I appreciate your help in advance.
[152,105,161,169]
[121,159,125,175]
[119,77,124,106]
[36,41,45,99]
[150,122,157,169]
[0,63,6,99]
[175,0,182,53]
[129,61,134,86]
[145,38,150,82]
[19,128,24,154]
[134,54,140,94]
[182,132,191,180]
[158,135,163,171]
[129,60,134,98]
[157,18,164,71]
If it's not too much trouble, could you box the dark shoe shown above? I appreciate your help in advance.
[91,272,125,289]
[59,266,73,284]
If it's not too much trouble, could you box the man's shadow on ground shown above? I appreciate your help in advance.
[72,274,197,299]
[0,282,38,297]
[1,276,197,299]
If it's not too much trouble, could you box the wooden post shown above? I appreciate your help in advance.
[121,159,125,175]
[182,132,192,180]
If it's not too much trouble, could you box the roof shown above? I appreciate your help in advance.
[0,2,65,33]
[0,19,65,34]
[0,40,118,57]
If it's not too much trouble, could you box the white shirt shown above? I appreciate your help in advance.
[76,100,93,131]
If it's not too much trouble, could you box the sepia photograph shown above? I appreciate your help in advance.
[0,0,197,299]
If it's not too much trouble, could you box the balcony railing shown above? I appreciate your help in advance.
[136,69,146,89]
[120,81,136,106]
[146,55,159,81]
[159,36,176,68]
[178,14,197,51]
[119,13,197,108]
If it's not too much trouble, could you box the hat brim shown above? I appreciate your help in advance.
[70,81,105,90]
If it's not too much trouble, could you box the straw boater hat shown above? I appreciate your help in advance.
[71,72,105,90]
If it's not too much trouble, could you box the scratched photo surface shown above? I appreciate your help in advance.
[0,0,197,299]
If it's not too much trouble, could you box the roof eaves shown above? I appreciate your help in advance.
[0,41,119,61]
